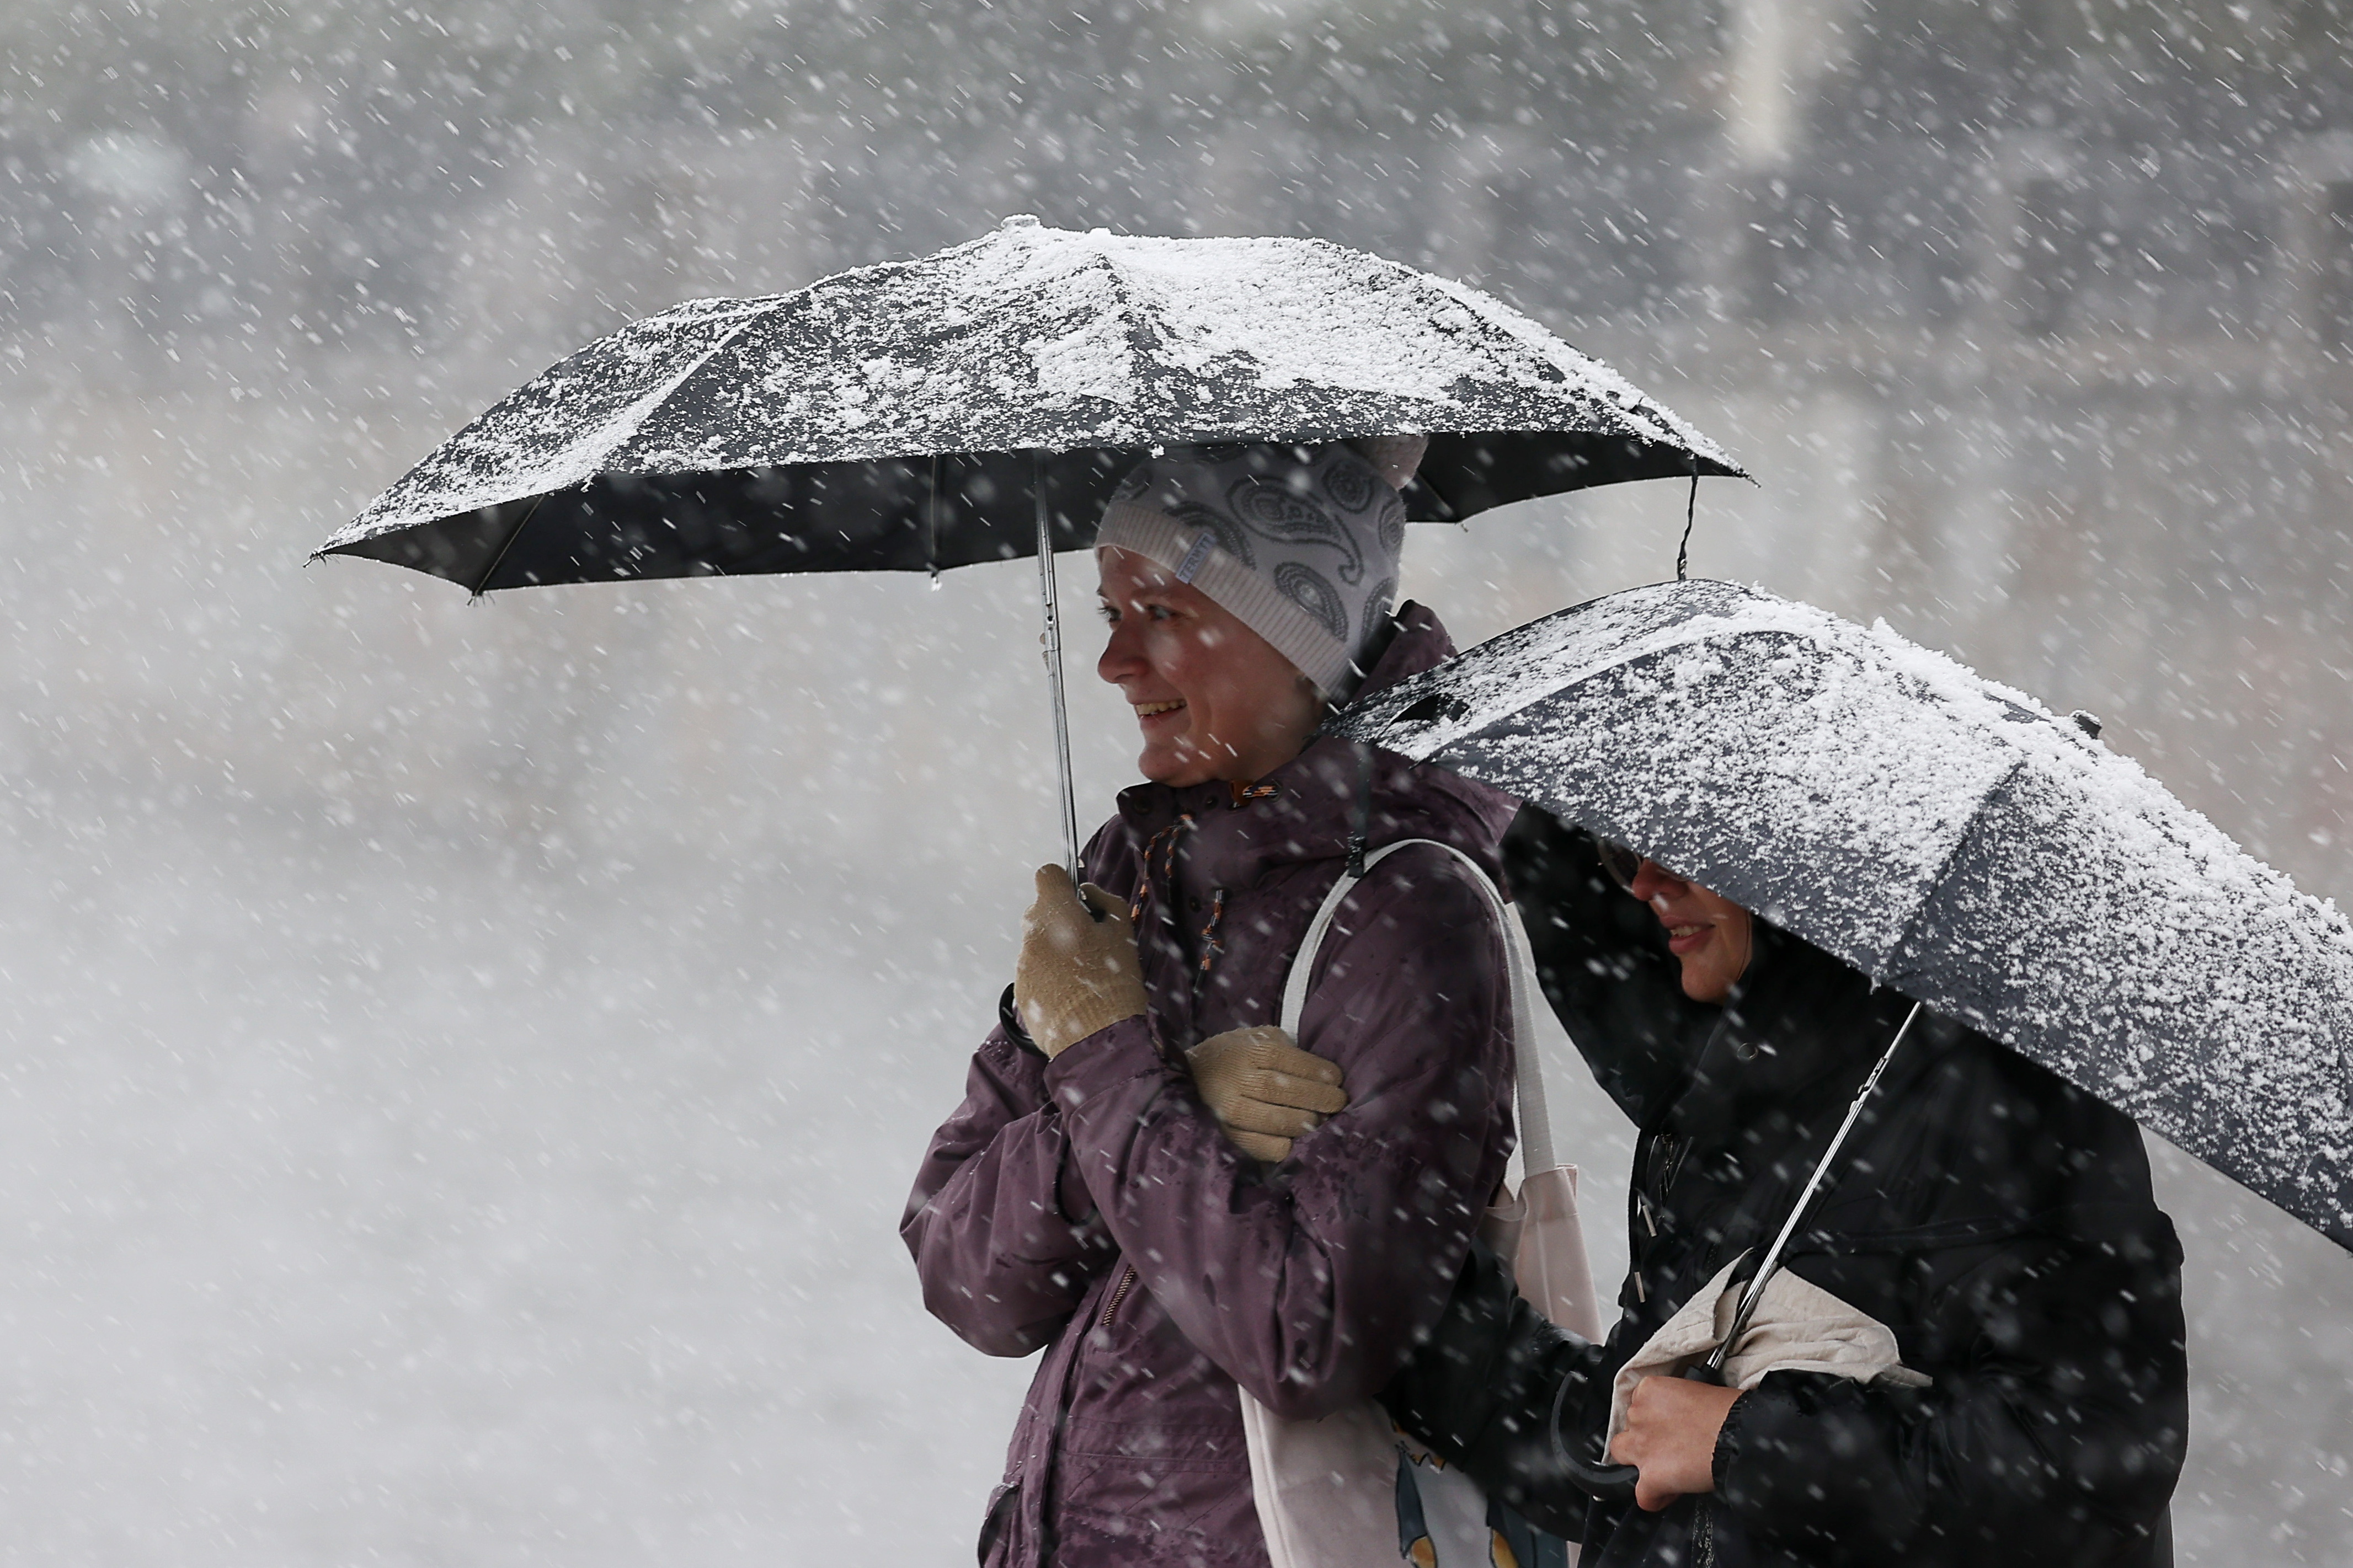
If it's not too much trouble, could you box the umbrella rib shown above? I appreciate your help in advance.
[1394,614,1754,764]
[1875,753,2025,992]
[927,454,942,581]
[468,495,547,598]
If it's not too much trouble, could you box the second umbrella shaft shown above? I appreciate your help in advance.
[1708,999,1925,1372]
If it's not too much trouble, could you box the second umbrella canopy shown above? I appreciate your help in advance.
[1334,579,2353,1255]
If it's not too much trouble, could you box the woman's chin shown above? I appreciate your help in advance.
[1138,742,1214,788]
[1677,956,1738,1004]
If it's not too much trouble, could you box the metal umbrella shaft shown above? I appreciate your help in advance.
[1701,999,1925,1376]
[1559,998,1926,1501]
[1035,452,1082,885]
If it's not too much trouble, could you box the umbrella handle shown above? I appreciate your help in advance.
[1549,1361,1727,1505]
[1549,1376,1641,1502]
[1557,1448,1641,1503]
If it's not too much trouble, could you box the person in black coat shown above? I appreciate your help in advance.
[1379,807,2189,1567]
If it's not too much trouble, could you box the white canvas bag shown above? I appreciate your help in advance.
[1240,839,1603,1568]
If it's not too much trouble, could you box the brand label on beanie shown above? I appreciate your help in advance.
[1175,532,1216,585]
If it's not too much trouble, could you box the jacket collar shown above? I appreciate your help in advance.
[1668,924,1912,1146]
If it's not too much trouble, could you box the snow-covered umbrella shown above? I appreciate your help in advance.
[313,216,1742,874]
[1330,578,2353,1254]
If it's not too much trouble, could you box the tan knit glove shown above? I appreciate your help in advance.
[1015,865,1149,1058]
[1186,1026,1349,1163]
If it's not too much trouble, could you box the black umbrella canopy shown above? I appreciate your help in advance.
[314,217,1742,591]
[1332,579,2353,1254]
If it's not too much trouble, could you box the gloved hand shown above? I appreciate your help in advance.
[1185,1025,1349,1162]
[1015,865,1149,1058]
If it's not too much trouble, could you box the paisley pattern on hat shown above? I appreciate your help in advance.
[1275,561,1349,643]
[1165,501,1256,568]
[1323,457,1378,515]
[1229,478,1365,585]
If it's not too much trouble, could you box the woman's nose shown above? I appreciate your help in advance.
[1627,859,1679,902]
[1098,617,1143,684]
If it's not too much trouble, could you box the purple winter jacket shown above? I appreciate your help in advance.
[902,606,1522,1568]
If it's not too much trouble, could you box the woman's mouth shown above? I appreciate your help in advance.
[1134,699,1187,720]
[1665,922,1712,955]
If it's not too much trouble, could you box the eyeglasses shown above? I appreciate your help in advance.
[1596,838,1645,891]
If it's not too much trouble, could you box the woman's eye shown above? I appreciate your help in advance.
[1148,604,1175,622]
[1097,604,1118,624]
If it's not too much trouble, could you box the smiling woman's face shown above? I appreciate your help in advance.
[1625,859,1755,1003]
[1095,547,1322,788]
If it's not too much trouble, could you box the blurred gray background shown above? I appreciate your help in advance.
[3,0,2351,1561]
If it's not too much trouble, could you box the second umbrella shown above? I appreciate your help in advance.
[1333,578,2353,1254]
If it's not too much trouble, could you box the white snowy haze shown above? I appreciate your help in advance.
[3,0,2351,1561]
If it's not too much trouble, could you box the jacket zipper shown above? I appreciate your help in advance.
[1098,1264,1138,1328]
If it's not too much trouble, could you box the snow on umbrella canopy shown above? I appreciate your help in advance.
[313,216,1742,590]
[1333,579,2353,1254]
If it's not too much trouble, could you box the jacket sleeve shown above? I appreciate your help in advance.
[1709,1211,2188,1566]
[900,999,1118,1358]
[1378,1238,1610,1542]
[1045,847,1515,1420]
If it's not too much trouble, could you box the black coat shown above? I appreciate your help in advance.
[1379,809,2188,1567]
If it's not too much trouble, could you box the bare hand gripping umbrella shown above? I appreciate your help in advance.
[314,217,1743,875]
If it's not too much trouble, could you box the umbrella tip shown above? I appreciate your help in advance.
[2070,709,2104,740]
[1001,213,1042,231]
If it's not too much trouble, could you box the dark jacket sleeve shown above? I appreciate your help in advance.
[900,1014,1117,1358]
[1703,1045,2190,1566]
[1045,847,1515,1420]
[1712,1207,2186,1566]
[1378,1238,1610,1542]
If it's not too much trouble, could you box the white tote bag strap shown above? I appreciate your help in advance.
[1247,841,1583,1568]
[1277,839,1554,1173]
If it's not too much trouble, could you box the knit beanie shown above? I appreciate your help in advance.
[1094,438,1426,698]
